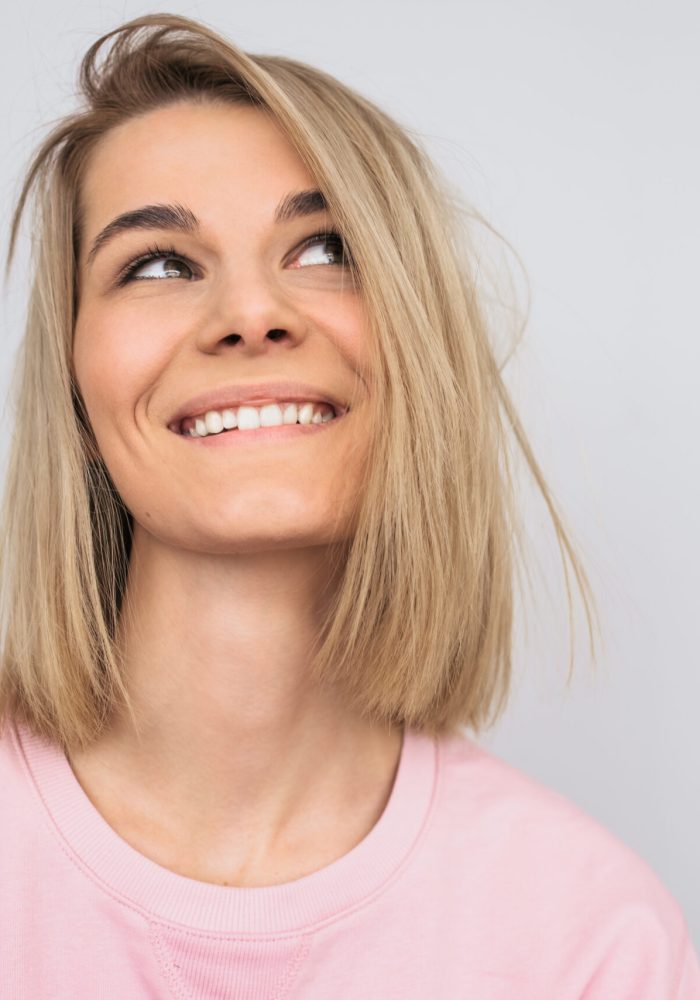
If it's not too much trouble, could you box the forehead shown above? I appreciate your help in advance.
[79,100,315,228]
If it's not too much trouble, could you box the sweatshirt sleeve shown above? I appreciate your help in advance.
[674,939,700,1000]
[579,904,700,1000]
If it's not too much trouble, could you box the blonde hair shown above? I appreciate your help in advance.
[0,12,599,754]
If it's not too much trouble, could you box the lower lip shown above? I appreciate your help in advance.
[171,412,346,447]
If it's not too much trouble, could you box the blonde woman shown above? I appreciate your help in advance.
[0,12,697,999]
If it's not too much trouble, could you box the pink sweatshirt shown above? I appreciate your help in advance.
[1,717,698,999]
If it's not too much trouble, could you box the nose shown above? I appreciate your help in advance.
[194,267,305,358]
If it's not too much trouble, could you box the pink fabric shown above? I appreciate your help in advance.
[1,716,698,999]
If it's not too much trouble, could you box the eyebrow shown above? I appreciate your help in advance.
[85,188,329,268]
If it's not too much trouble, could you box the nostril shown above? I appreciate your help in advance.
[267,330,286,341]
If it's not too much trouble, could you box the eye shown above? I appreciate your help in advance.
[133,256,194,281]
[116,244,196,286]
[290,231,351,269]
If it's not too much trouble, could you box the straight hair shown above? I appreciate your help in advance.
[0,12,599,754]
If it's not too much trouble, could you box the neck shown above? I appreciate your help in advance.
[67,523,403,886]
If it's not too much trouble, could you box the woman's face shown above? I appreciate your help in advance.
[73,100,371,554]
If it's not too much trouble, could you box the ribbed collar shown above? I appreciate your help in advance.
[11,718,438,934]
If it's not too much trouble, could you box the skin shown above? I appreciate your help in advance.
[68,99,403,887]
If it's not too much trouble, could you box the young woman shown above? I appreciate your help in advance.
[0,12,697,999]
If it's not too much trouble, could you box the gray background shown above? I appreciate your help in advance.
[2,0,698,946]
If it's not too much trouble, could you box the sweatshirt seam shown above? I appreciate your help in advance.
[149,922,313,1000]
[146,922,193,1000]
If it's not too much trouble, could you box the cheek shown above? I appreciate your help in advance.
[309,296,371,370]
[73,304,178,421]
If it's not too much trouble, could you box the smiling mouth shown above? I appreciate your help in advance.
[171,400,341,438]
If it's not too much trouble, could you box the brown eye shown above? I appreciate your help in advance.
[291,232,350,269]
[129,255,194,281]
[115,244,198,287]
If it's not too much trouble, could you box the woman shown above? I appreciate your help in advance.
[0,12,697,998]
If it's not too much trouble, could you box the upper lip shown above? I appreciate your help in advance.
[167,380,349,432]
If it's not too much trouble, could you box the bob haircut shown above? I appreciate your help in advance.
[0,12,598,755]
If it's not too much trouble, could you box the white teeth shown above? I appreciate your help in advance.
[259,403,283,427]
[182,400,337,437]
[237,406,261,430]
[297,403,314,425]
[204,411,224,434]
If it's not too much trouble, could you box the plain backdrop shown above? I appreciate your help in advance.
[1,0,698,946]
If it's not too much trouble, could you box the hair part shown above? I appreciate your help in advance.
[0,12,600,754]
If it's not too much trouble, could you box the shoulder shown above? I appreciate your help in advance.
[433,729,684,915]
[0,717,56,915]
[0,718,47,841]
[0,716,33,800]
[434,729,680,904]
[0,717,68,859]
[428,730,699,993]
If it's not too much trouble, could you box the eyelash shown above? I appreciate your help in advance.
[115,229,352,287]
